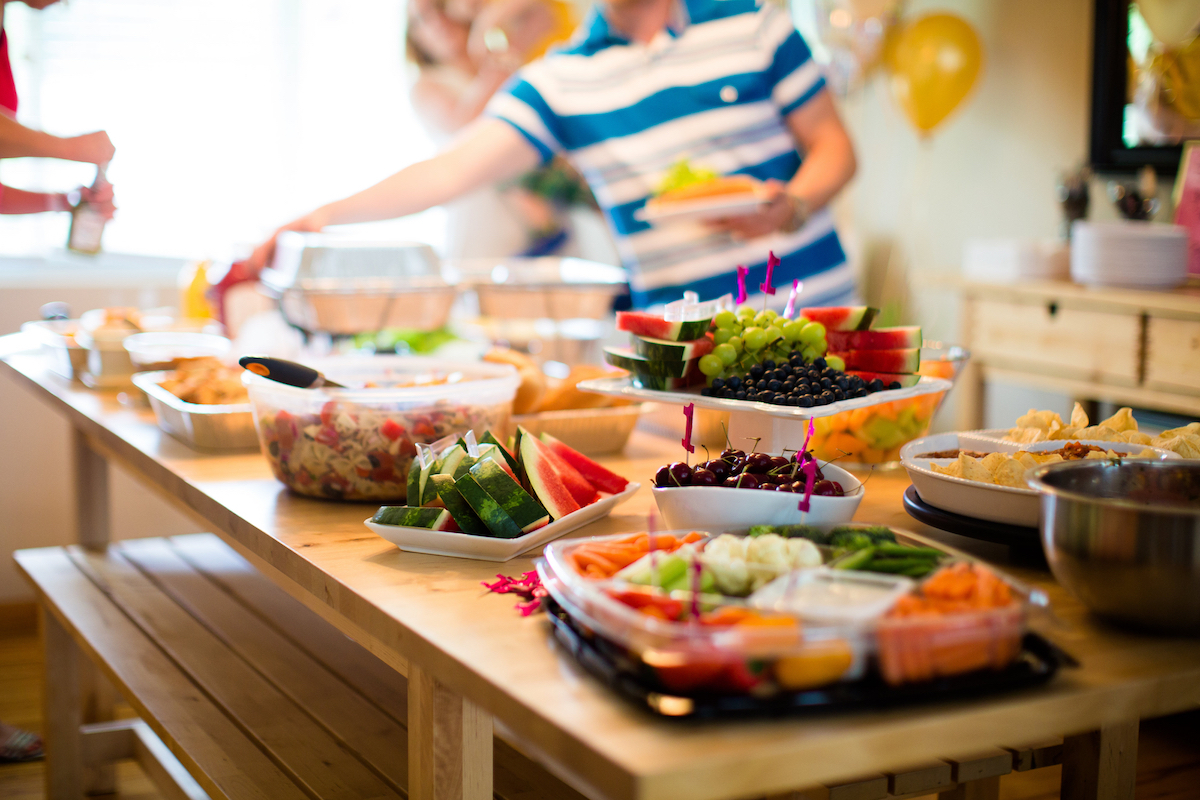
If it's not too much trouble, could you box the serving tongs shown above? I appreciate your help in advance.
[238,356,347,389]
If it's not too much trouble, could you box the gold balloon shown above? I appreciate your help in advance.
[887,13,983,134]
[1136,0,1200,49]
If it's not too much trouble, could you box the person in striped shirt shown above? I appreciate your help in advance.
[250,0,857,310]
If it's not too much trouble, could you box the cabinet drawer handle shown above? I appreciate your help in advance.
[1047,301,1059,318]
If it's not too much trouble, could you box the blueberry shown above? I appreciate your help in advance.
[782,381,795,392]
[889,381,902,390]
[749,365,765,379]
[835,376,850,390]
[727,376,742,389]
[789,356,804,368]
[700,387,712,396]
[868,378,884,392]
[722,388,736,398]
[798,395,815,408]
[832,388,845,401]
[735,390,747,400]
[768,379,783,391]
[820,377,833,389]
[812,357,827,369]
[819,390,835,404]
[772,393,787,404]
[788,350,802,360]
[785,395,799,406]
[711,378,725,390]
[763,359,776,370]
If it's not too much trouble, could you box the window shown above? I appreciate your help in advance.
[1,0,447,257]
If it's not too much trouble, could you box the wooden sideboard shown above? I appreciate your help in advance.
[957,279,1200,429]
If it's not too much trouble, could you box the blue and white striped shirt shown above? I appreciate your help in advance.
[486,0,854,308]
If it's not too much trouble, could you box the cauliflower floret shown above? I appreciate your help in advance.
[786,537,823,568]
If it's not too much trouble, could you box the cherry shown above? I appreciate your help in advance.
[654,465,672,488]
[702,459,731,480]
[691,468,717,487]
[812,480,845,497]
[667,462,693,487]
[719,449,746,461]
[768,456,789,471]
[723,472,759,490]
[776,482,796,492]
[759,483,778,490]
[744,453,773,473]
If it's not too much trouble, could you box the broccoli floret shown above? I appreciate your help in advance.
[829,525,896,544]
[747,525,778,538]
[774,524,832,544]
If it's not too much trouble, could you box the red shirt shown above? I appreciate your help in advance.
[1,29,17,114]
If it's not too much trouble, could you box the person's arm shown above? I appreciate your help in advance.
[711,90,856,239]
[0,114,115,164]
[246,117,542,270]
[411,64,515,135]
[0,185,69,214]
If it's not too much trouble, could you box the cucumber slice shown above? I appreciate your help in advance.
[454,474,524,539]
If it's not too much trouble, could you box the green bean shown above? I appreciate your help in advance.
[859,557,936,574]
[832,547,875,570]
[872,543,944,559]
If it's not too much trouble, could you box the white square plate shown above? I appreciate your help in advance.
[364,481,642,562]
[634,193,767,224]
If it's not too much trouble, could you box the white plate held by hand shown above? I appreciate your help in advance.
[364,482,641,562]
[635,193,767,224]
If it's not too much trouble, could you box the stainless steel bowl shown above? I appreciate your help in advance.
[1027,460,1200,633]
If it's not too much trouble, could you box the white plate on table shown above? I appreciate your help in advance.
[900,432,1180,527]
[634,192,767,224]
[364,481,641,562]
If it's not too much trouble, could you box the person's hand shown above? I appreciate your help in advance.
[79,182,116,220]
[706,179,793,241]
[245,212,328,276]
[62,131,115,165]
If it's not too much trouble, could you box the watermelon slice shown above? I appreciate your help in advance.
[481,431,521,476]
[371,506,458,531]
[454,474,525,538]
[429,475,489,535]
[826,326,922,352]
[616,311,712,342]
[632,334,714,362]
[848,371,921,388]
[604,347,697,378]
[540,433,629,494]
[798,306,878,332]
[632,372,704,391]
[833,348,920,374]
[532,441,599,507]
[518,434,581,520]
[469,459,550,533]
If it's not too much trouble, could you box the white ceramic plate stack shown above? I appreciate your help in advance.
[1070,220,1189,289]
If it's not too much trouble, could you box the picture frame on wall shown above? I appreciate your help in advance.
[1090,0,1197,175]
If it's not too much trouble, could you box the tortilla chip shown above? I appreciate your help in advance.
[1016,452,1041,470]
[1086,450,1112,459]
[931,461,963,478]
[1049,424,1080,440]
[1161,422,1200,439]
[1039,454,1064,466]
[959,454,994,484]
[1157,434,1200,459]
[1135,448,1160,459]
[1006,427,1048,445]
[981,452,1010,472]
[1118,430,1153,445]
[1099,407,1138,433]
[992,459,1028,488]
[1015,409,1062,430]
[1070,402,1090,429]
[1074,425,1123,442]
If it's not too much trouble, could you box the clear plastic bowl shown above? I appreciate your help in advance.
[540,528,1035,695]
[124,332,232,371]
[243,356,519,501]
[810,345,971,467]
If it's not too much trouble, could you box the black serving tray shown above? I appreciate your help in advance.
[903,485,1042,553]
[546,598,1074,720]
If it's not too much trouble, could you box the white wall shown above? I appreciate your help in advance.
[0,254,200,602]
[830,0,1096,428]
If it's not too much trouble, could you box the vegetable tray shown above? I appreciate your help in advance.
[546,598,1072,719]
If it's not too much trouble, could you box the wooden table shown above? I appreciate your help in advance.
[957,279,1200,428]
[5,336,1200,800]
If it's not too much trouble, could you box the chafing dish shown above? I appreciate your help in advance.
[1027,459,1200,633]
[451,257,628,320]
[260,233,457,335]
[132,371,258,451]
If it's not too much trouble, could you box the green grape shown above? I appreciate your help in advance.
[743,327,767,351]
[713,343,738,366]
[761,309,778,321]
[727,335,744,354]
[799,321,826,346]
[797,316,811,325]
[698,354,724,377]
[752,312,773,329]
[801,345,818,362]
[813,339,828,356]
[737,305,757,318]
[825,355,846,372]
[712,327,734,345]
[763,325,784,344]
[713,310,737,329]
[782,320,805,342]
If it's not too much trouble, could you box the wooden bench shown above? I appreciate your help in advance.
[16,533,587,800]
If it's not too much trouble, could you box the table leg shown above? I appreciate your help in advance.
[408,662,493,800]
[1061,721,1139,800]
[72,427,110,550]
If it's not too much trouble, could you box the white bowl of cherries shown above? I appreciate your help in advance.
[651,448,864,531]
